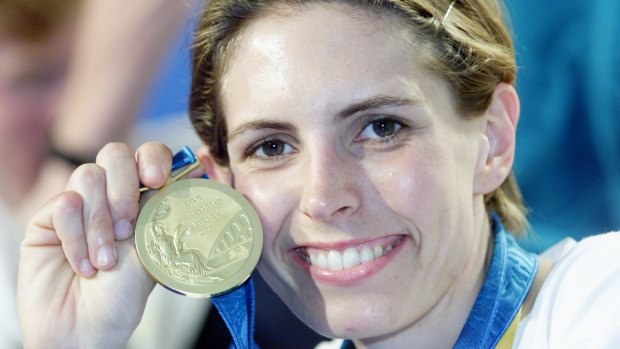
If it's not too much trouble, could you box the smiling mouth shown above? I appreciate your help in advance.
[295,235,405,271]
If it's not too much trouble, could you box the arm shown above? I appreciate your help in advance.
[51,0,199,162]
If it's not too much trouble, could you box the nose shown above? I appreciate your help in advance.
[299,147,362,221]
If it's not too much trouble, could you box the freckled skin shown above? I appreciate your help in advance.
[220,4,493,348]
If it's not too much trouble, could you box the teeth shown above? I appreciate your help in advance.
[360,245,374,264]
[327,250,343,271]
[309,253,317,266]
[316,253,328,269]
[374,244,384,258]
[342,247,361,269]
[303,239,400,271]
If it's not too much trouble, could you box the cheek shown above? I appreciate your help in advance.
[234,173,297,249]
[372,142,473,256]
[373,144,454,218]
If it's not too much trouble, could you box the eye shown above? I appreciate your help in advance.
[248,137,295,159]
[355,117,403,142]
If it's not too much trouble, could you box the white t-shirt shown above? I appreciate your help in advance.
[316,232,620,349]
[514,232,620,348]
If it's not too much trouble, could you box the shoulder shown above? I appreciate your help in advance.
[544,232,620,286]
[515,232,620,348]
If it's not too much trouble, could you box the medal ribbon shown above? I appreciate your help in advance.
[171,146,199,171]
[340,214,538,349]
[211,278,259,349]
[453,214,537,348]
[169,147,260,349]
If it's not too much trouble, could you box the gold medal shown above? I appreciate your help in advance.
[135,178,263,297]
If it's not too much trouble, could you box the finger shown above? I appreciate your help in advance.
[23,192,69,247]
[136,142,172,189]
[22,191,95,277]
[67,163,117,270]
[96,143,140,240]
[53,191,97,276]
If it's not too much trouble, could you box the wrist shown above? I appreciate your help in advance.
[47,139,96,167]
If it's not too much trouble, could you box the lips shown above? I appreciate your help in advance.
[296,235,405,271]
[291,234,407,285]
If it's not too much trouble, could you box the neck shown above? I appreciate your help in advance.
[353,210,493,349]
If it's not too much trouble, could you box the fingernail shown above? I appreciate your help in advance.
[114,219,133,240]
[97,245,115,267]
[143,164,163,182]
[79,258,95,274]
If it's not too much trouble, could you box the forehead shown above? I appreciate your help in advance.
[218,2,438,122]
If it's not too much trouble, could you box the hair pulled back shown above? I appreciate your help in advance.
[189,0,528,233]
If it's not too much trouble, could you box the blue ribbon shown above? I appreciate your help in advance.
[341,215,538,349]
[170,147,259,349]
[212,278,260,349]
[454,215,538,348]
[171,146,198,172]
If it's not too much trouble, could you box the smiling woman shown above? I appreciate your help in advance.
[17,1,620,349]
[190,2,519,346]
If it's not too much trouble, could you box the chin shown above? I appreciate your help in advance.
[320,316,401,343]
[293,290,402,341]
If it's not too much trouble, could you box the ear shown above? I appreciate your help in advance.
[473,83,520,195]
[196,145,233,186]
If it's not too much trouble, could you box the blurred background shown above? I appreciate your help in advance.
[1,0,618,348]
[508,0,620,252]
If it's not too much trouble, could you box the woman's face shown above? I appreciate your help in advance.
[0,26,72,154]
[219,3,492,342]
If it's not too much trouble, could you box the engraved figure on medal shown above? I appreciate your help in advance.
[136,178,263,297]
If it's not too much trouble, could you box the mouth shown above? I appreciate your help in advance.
[294,235,406,272]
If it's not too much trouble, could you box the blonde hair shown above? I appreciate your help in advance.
[189,0,528,234]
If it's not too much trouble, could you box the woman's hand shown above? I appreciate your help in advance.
[17,142,178,349]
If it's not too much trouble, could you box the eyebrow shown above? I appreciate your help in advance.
[228,120,297,143]
[335,95,425,121]
[227,95,424,142]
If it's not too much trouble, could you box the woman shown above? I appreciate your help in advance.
[18,0,620,348]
